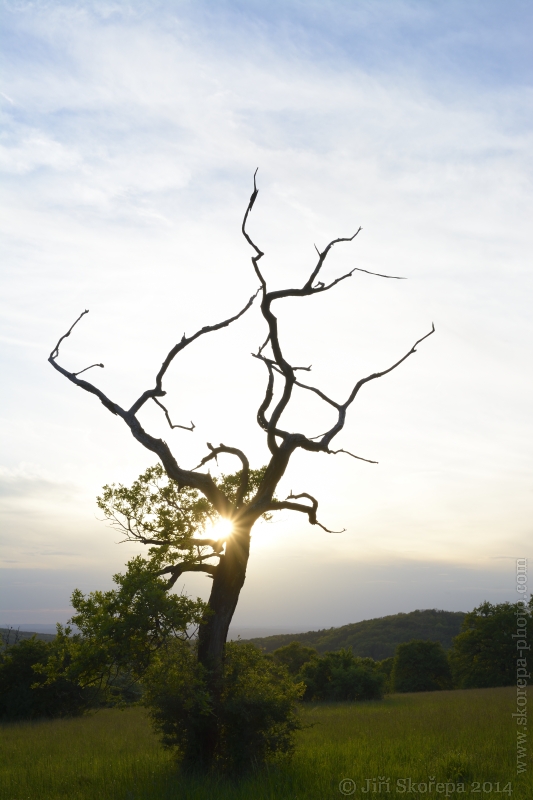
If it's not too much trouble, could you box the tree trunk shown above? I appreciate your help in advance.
[195,522,252,768]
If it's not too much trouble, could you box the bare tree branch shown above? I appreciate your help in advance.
[291,377,340,409]
[257,333,270,356]
[48,291,263,515]
[129,289,260,416]
[264,491,345,533]
[327,448,378,464]
[311,262,405,294]
[253,352,311,373]
[74,363,104,377]
[241,168,266,290]
[152,397,195,432]
[304,229,362,289]
[255,355,275,433]
[344,323,436,407]
[49,309,89,360]
[193,443,250,508]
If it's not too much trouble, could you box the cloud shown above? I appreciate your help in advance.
[0,1,532,622]
[0,465,80,500]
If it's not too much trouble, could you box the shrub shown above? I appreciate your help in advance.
[375,656,394,693]
[298,649,385,702]
[220,643,304,772]
[271,641,318,676]
[449,598,533,689]
[0,637,88,720]
[144,641,304,774]
[391,640,452,693]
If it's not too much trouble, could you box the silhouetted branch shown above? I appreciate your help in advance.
[194,443,250,508]
[158,562,218,589]
[49,174,435,595]
[153,397,195,432]
[49,309,89,360]
[74,363,104,377]
[129,289,260,416]
[241,169,266,290]
[265,490,345,533]
[291,377,340,408]
[327,448,378,464]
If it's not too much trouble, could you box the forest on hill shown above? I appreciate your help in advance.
[238,609,466,659]
[0,628,56,648]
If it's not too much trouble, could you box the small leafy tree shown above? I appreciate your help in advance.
[391,640,452,693]
[449,598,533,689]
[299,649,385,701]
[45,556,206,705]
[271,641,318,676]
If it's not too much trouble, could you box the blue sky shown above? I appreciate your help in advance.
[1,0,532,632]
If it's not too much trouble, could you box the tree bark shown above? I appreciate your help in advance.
[195,521,252,767]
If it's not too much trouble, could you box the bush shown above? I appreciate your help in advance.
[449,599,533,689]
[0,637,88,721]
[271,641,318,676]
[298,649,385,702]
[391,640,452,693]
[144,641,304,774]
[375,656,394,693]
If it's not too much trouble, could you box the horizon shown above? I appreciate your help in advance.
[1,605,470,641]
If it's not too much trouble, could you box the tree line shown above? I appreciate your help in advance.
[2,596,530,713]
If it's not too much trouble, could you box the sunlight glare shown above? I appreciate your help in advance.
[211,518,234,540]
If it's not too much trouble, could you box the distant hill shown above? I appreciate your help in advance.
[239,609,466,660]
[0,627,56,646]
[1,610,466,660]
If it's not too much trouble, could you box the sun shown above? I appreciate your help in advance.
[210,518,234,540]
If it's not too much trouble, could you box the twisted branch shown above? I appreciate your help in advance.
[152,397,195,432]
[193,443,250,508]
[266,491,345,533]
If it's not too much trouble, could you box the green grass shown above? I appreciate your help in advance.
[0,687,529,799]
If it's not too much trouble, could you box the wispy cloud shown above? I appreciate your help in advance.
[1,1,532,620]
[0,464,79,499]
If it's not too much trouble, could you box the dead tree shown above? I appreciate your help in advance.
[49,174,433,758]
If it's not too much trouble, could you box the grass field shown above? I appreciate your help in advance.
[0,687,529,799]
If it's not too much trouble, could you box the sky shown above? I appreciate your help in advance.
[1,0,532,634]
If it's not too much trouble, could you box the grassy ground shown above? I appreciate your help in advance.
[0,687,529,799]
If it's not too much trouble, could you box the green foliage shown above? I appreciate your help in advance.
[243,609,466,659]
[142,639,212,764]
[271,641,318,676]
[1,627,56,648]
[220,643,304,772]
[216,466,272,511]
[391,640,452,693]
[449,597,533,689]
[97,464,272,572]
[45,557,206,704]
[375,656,394,693]
[0,637,87,721]
[298,649,385,702]
[97,465,213,570]
[144,641,304,774]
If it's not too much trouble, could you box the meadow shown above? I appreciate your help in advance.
[0,687,529,800]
